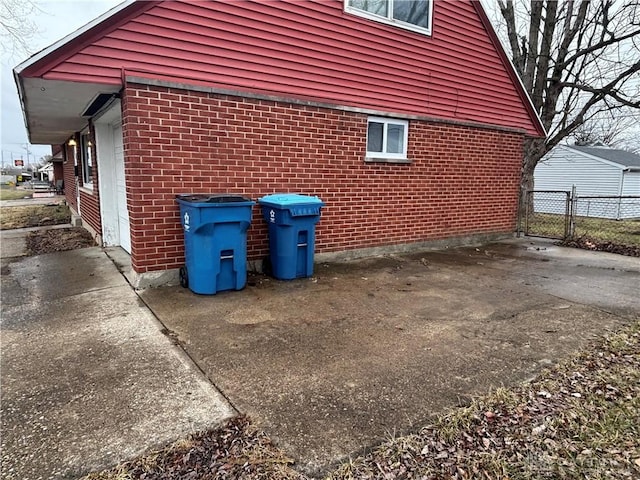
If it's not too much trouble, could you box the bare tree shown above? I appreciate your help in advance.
[570,111,640,152]
[495,0,640,195]
[0,0,40,56]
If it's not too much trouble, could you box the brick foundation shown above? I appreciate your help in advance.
[121,83,524,274]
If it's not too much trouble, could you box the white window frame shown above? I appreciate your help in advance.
[365,116,409,161]
[344,0,433,36]
[80,130,94,190]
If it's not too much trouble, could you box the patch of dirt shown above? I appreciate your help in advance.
[560,237,640,257]
[26,228,96,255]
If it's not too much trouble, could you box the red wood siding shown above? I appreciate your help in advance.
[122,84,523,274]
[39,0,540,136]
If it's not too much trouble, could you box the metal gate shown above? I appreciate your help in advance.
[521,190,571,239]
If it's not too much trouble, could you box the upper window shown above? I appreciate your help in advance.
[345,0,432,35]
[366,117,409,161]
[80,131,93,188]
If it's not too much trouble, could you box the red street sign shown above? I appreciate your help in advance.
[14,159,24,166]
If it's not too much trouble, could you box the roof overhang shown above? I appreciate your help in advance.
[12,0,154,146]
[14,76,121,145]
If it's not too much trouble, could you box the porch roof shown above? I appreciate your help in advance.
[13,0,149,145]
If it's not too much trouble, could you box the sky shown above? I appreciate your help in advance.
[1,0,121,167]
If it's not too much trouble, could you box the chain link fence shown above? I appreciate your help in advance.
[521,192,640,249]
[572,196,640,247]
[523,190,571,240]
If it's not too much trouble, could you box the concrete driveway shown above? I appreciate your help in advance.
[1,247,234,479]
[140,238,640,477]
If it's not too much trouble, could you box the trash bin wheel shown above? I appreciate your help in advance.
[179,266,189,288]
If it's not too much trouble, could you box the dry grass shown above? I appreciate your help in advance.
[0,188,33,201]
[0,204,70,230]
[527,212,640,247]
[574,216,640,246]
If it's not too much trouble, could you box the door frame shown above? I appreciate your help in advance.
[94,100,130,251]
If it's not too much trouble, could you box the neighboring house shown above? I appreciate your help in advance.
[535,145,640,219]
[37,162,54,182]
[14,0,545,287]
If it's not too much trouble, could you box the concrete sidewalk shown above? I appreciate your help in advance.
[0,247,235,479]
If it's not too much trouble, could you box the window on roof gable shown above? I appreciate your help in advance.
[346,0,432,35]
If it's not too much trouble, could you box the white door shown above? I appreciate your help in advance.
[113,125,131,253]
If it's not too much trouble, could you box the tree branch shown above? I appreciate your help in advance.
[559,27,640,69]
[498,0,526,75]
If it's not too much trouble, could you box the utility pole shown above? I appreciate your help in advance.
[23,143,31,171]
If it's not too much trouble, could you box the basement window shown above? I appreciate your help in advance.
[345,0,432,35]
[80,131,93,189]
[365,117,410,162]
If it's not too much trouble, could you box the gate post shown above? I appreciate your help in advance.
[524,189,531,236]
[567,186,576,239]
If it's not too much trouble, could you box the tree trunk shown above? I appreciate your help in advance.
[519,137,547,221]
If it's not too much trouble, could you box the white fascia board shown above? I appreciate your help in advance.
[13,0,135,75]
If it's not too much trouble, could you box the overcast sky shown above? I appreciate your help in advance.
[1,0,121,166]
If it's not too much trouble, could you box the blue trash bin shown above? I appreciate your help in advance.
[176,194,255,294]
[258,193,324,280]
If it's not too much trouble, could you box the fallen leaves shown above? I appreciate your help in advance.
[327,321,640,480]
[81,416,303,480]
[81,323,640,480]
[560,237,640,257]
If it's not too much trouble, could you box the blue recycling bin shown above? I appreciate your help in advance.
[176,194,255,295]
[258,193,324,280]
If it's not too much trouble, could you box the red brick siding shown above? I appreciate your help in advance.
[122,83,523,274]
[60,129,102,236]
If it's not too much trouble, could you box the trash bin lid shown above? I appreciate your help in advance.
[258,193,324,208]
[176,194,253,204]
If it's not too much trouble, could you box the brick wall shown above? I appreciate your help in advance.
[122,83,524,274]
[53,162,63,184]
[61,128,102,237]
